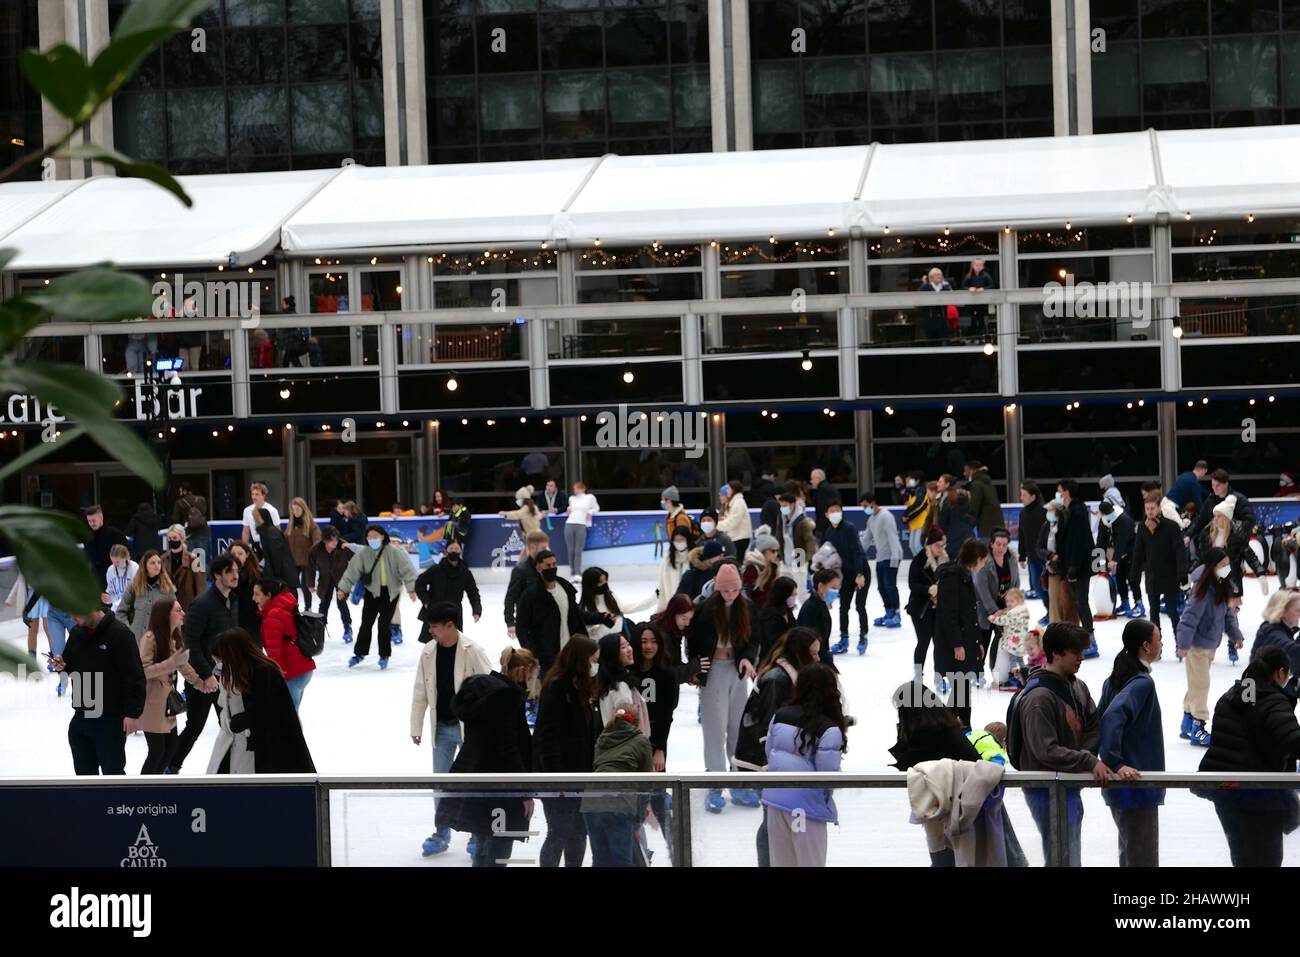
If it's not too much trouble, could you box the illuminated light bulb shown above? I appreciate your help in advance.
[1172,323,1183,338]
[1202,397,1209,405]
[1247,213,1255,223]
[212,430,219,437]
[983,342,995,356]
[1126,402,1133,409]
[622,367,635,384]
[280,387,291,399]
[461,418,469,425]
[1138,399,1145,407]
[800,350,813,372]
[1003,225,1011,234]
[267,428,273,435]
[446,375,458,392]
[227,424,234,432]
[946,404,954,414]
[1184,212,1192,221]
[1187,400,1194,408]
[1248,398,1256,406]
[1125,214,1134,224]
[580,415,587,422]
[1268,395,1276,403]
[770,412,778,419]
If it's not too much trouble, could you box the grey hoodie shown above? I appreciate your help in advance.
[861,507,903,563]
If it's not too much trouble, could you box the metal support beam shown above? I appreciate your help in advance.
[1050,0,1070,136]
[1005,404,1024,497]
[563,415,581,488]
[998,227,1019,398]
[838,306,857,401]
[402,0,428,166]
[855,409,872,498]
[729,0,752,150]
[708,413,726,493]
[528,317,549,410]
[682,311,702,407]
[1158,401,1178,492]
[707,0,730,151]
[381,0,402,166]
[378,321,399,415]
[1073,0,1093,135]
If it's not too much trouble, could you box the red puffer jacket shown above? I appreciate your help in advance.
[258,589,315,680]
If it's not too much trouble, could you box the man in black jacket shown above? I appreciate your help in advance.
[53,605,146,775]
[170,553,241,773]
[83,505,129,594]
[1055,481,1097,657]
[1130,492,1188,638]
[1018,481,1048,600]
[307,526,354,641]
[1097,500,1137,617]
[415,540,482,632]
[809,468,840,536]
[515,550,604,676]
[1190,468,1256,543]
[505,529,548,639]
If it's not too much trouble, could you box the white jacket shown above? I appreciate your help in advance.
[657,549,689,610]
[584,589,656,641]
[410,633,494,738]
[718,493,753,541]
[207,684,254,774]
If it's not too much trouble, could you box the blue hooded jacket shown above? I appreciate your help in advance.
[1098,670,1165,809]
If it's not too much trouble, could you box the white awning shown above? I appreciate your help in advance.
[280,159,602,252]
[1155,126,1300,218]
[4,168,339,271]
[0,179,88,245]
[556,147,872,244]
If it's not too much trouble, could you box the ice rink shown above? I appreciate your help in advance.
[2,554,1293,867]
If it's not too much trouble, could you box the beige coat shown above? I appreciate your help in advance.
[410,633,494,738]
[501,504,542,536]
[285,518,322,568]
[718,493,753,542]
[907,758,1006,867]
[138,629,199,734]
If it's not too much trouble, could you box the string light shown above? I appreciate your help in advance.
[1172,321,1183,339]
[1003,226,1011,234]
[800,350,813,372]
[1184,212,1192,221]
[279,387,291,399]
[1005,403,1016,412]
[446,374,458,392]
[982,342,995,356]
[1125,214,1134,224]
[1137,400,1145,407]
[1246,213,1255,223]
[945,404,954,414]
[267,428,274,435]
[461,418,469,425]
[542,418,551,425]
[226,424,234,432]
[622,366,635,384]
[884,406,894,415]
[1268,395,1276,403]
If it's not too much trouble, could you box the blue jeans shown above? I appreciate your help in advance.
[1024,787,1084,867]
[1026,558,1046,597]
[584,812,637,866]
[431,720,462,824]
[909,527,924,558]
[285,671,312,711]
[876,560,899,613]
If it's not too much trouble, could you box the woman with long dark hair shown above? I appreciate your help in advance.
[652,593,698,684]
[760,662,848,867]
[227,541,263,642]
[595,632,652,737]
[634,621,681,864]
[657,527,693,611]
[207,627,315,774]
[1175,547,1244,747]
[535,634,601,867]
[907,527,949,693]
[253,577,316,711]
[580,566,654,641]
[934,539,988,729]
[137,596,196,774]
[1097,618,1164,867]
[753,576,798,664]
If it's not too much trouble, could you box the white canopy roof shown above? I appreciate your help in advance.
[1,168,338,271]
[1,124,1297,268]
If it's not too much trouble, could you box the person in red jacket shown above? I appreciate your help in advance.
[253,577,316,711]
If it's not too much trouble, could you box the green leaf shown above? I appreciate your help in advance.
[22,267,155,320]
[115,0,218,37]
[0,505,92,541]
[89,27,173,101]
[20,45,96,123]
[0,364,165,488]
[0,426,87,483]
[0,297,51,355]
[58,145,192,208]
[1,517,104,614]
[0,248,16,272]
[0,642,36,678]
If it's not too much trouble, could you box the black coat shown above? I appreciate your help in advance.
[533,679,599,772]
[810,483,841,536]
[85,525,130,584]
[795,594,836,667]
[515,578,602,671]
[906,553,941,622]
[1129,516,1187,595]
[330,511,368,545]
[1098,512,1136,562]
[1017,498,1046,562]
[754,604,795,663]
[735,665,795,770]
[124,508,162,562]
[258,522,301,589]
[1056,499,1094,580]
[503,554,539,628]
[934,561,980,673]
[939,497,976,559]
[1199,680,1300,774]
[637,664,680,754]
[1191,487,1256,541]
[1251,622,1300,690]
[415,558,482,630]
[306,541,352,601]
[889,723,982,771]
[227,664,316,773]
[689,593,759,680]
[534,489,569,515]
[436,672,532,836]
[675,563,718,600]
[61,613,145,719]
[182,583,239,681]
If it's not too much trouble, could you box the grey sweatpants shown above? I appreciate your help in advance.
[700,664,748,772]
[565,524,587,576]
[766,806,828,867]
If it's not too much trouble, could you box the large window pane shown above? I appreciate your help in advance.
[938,49,1002,121]
[704,312,838,354]
[803,58,867,128]
[1178,296,1300,338]
[549,317,681,357]
[605,6,667,66]
[292,83,352,152]
[754,61,802,132]
[1092,41,1140,121]
[545,71,606,141]
[674,66,711,129]
[870,53,933,126]
[480,75,541,141]
[290,25,350,81]
[868,0,930,54]
[1018,346,1162,392]
[934,0,1000,50]
[399,322,527,362]
[168,89,226,158]
[226,28,287,85]
[115,90,166,159]
[1143,38,1209,113]
[230,85,289,154]
[1212,36,1278,113]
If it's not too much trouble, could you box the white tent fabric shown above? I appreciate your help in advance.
[3,168,338,271]
[1155,126,1300,219]
[280,159,601,252]
[0,180,87,245]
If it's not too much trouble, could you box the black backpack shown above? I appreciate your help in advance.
[292,608,328,658]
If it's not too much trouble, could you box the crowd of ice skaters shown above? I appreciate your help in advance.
[7,462,1300,867]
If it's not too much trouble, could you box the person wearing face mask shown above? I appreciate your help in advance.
[436,647,538,868]
[677,540,727,600]
[1250,590,1300,690]
[1129,491,1187,637]
[657,527,693,610]
[898,473,930,557]
[861,492,903,633]
[819,503,866,655]
[691,563,760,812]
[337,525,419,670]
[741,531,783,609]
[717,482,753,559]
[412,602,494,857]
[1038,498,1068,629]
[414,541,482,633]
[498,485,541,536]
[798,568,842,668]
[1175,548,1244,747]
[534,633,601,867]
[1097,501,1137,617]
[505,530,549,636]
[693,507,736,559]
[162,524,201,611]
[934,539,988,729]
[907,527,950,694]
[1197,645,1300,867]
[778,492,817,598]
[516,550,606,678]
[661,485,695,543]
[116,550,177,641]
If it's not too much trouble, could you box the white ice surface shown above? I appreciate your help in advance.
[2,551,1292,867]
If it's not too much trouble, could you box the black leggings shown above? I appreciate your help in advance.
[170,686,219,772]
[838,576,869,638]
[297,567,313,611]
[356,587,399,658]
[540,796,587,868]
[142,729,178,775]
[911,612,934,670]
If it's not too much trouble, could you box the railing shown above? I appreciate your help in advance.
[3,771,1298,867]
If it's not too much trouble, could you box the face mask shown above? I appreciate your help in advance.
[169,540,183,551]
[661,501,668,511]
[368,539,383,550]
[673,540,687,551]
[1046,513,1058,525]
[828,512,843,526]
[1054,493,1064,505]
[863,507,874,517]
[516,499,525,507]
[786,595,797,609]
[589,662,600,677]
[825,588,840,604]
[446,553,460,563]
[1215,564,1231,579]
[542,567,558,582]
[700,522,715,534]
[595,584,608,594]
[780,505,791,517]
[1102,513,1117,525]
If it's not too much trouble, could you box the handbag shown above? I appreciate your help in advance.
[165,684,187,718]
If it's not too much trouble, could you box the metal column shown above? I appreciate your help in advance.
[682,311,702,407]
[855,409,873,498]
[563,416,581,488]
[708,413,726,493]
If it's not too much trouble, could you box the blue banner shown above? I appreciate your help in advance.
[0,784,317,867]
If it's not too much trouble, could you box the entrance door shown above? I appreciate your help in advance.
[313,460,363,515]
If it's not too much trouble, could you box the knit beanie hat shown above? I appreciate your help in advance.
[1099,474,1116,490]
[1213,495,1237,519]
[714,563,742,591]
[701,540,724,559]
[754,533,779,553]
[515,485,535,501]
[662,485,680,503]
[925,526,945,546]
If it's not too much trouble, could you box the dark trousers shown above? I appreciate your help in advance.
[142,729,178,775]
[757,812,770,867]
[911,611,934,669]
[876,559,900,612]
[540,796,587,867]
[1108,557,1132,604]
[68,712,127,775]
[1147,587,1181,637]
[1215,801,1285,867]
[1070,576,1093,635]
[1111,805,1159,867]
[943,669,974,729]
[356,587,398,658]
[584,812,637,867]
[733,539,749,561]
[471,834,517,868]
[297,567,313,611]
[838,576,868,638]
[170,686,219,772]
[319,593,352,630]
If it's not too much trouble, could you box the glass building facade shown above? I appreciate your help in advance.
[0,1,42,180]
[108,0,386,174]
